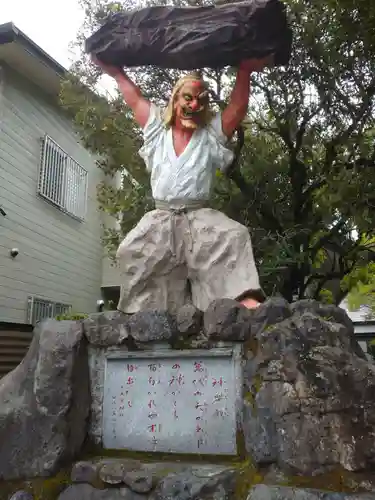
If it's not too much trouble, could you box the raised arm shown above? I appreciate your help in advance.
[93,58,150,129]
[221,56,272,139]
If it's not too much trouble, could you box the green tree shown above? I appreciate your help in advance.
[61,0,375,302]
[344,236,375,315]
[346,266,375,315]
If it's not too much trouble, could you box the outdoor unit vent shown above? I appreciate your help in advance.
[26,296,72,325]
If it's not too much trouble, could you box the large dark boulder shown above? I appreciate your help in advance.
[243,299,375,475]
[0,320,90,480]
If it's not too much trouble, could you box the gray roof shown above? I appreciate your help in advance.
[0,22,67,95]
[0,22,67,75]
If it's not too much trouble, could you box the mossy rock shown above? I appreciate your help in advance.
[234,460,264,500]
[243,338,259,356]
[55,312,88,321]
[244,391,255,406]
[282,467,375,493]
[0,469,71,500]
[81,439,246,464]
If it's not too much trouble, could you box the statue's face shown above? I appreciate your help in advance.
[174,80,209,129]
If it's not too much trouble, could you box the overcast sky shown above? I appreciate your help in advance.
[0,0,84,69]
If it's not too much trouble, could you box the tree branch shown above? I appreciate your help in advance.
[226,126,245,177]
[309,220,347,257]
[255,81,294,152]
[295,102,325,152]
[302,177,327,198]
[322,77,375,174]
[228,168,283,232]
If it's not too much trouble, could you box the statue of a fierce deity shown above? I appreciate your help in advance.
[94,58,270,314]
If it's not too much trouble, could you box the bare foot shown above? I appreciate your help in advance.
[240,297,261,309]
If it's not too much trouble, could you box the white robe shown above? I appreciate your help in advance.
[138,104,234,202]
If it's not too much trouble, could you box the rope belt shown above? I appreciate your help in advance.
[154,199,208,255]
[154,199,207,212]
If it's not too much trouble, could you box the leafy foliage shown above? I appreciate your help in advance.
[61,0,375,303]
[345,237,375,315]
[55,312,89,321]
[369,340,375,361]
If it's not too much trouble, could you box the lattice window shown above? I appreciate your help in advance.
[26,296,71,325]
[38,135,88,220]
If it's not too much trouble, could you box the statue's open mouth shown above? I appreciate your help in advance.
[182,107,203,119]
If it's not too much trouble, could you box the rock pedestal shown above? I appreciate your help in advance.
[0,298,375,499]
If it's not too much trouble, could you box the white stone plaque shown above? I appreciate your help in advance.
[102,348,242,455]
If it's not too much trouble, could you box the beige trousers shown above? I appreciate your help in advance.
[116,201,262,314]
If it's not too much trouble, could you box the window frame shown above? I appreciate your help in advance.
[38,135,88,221]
